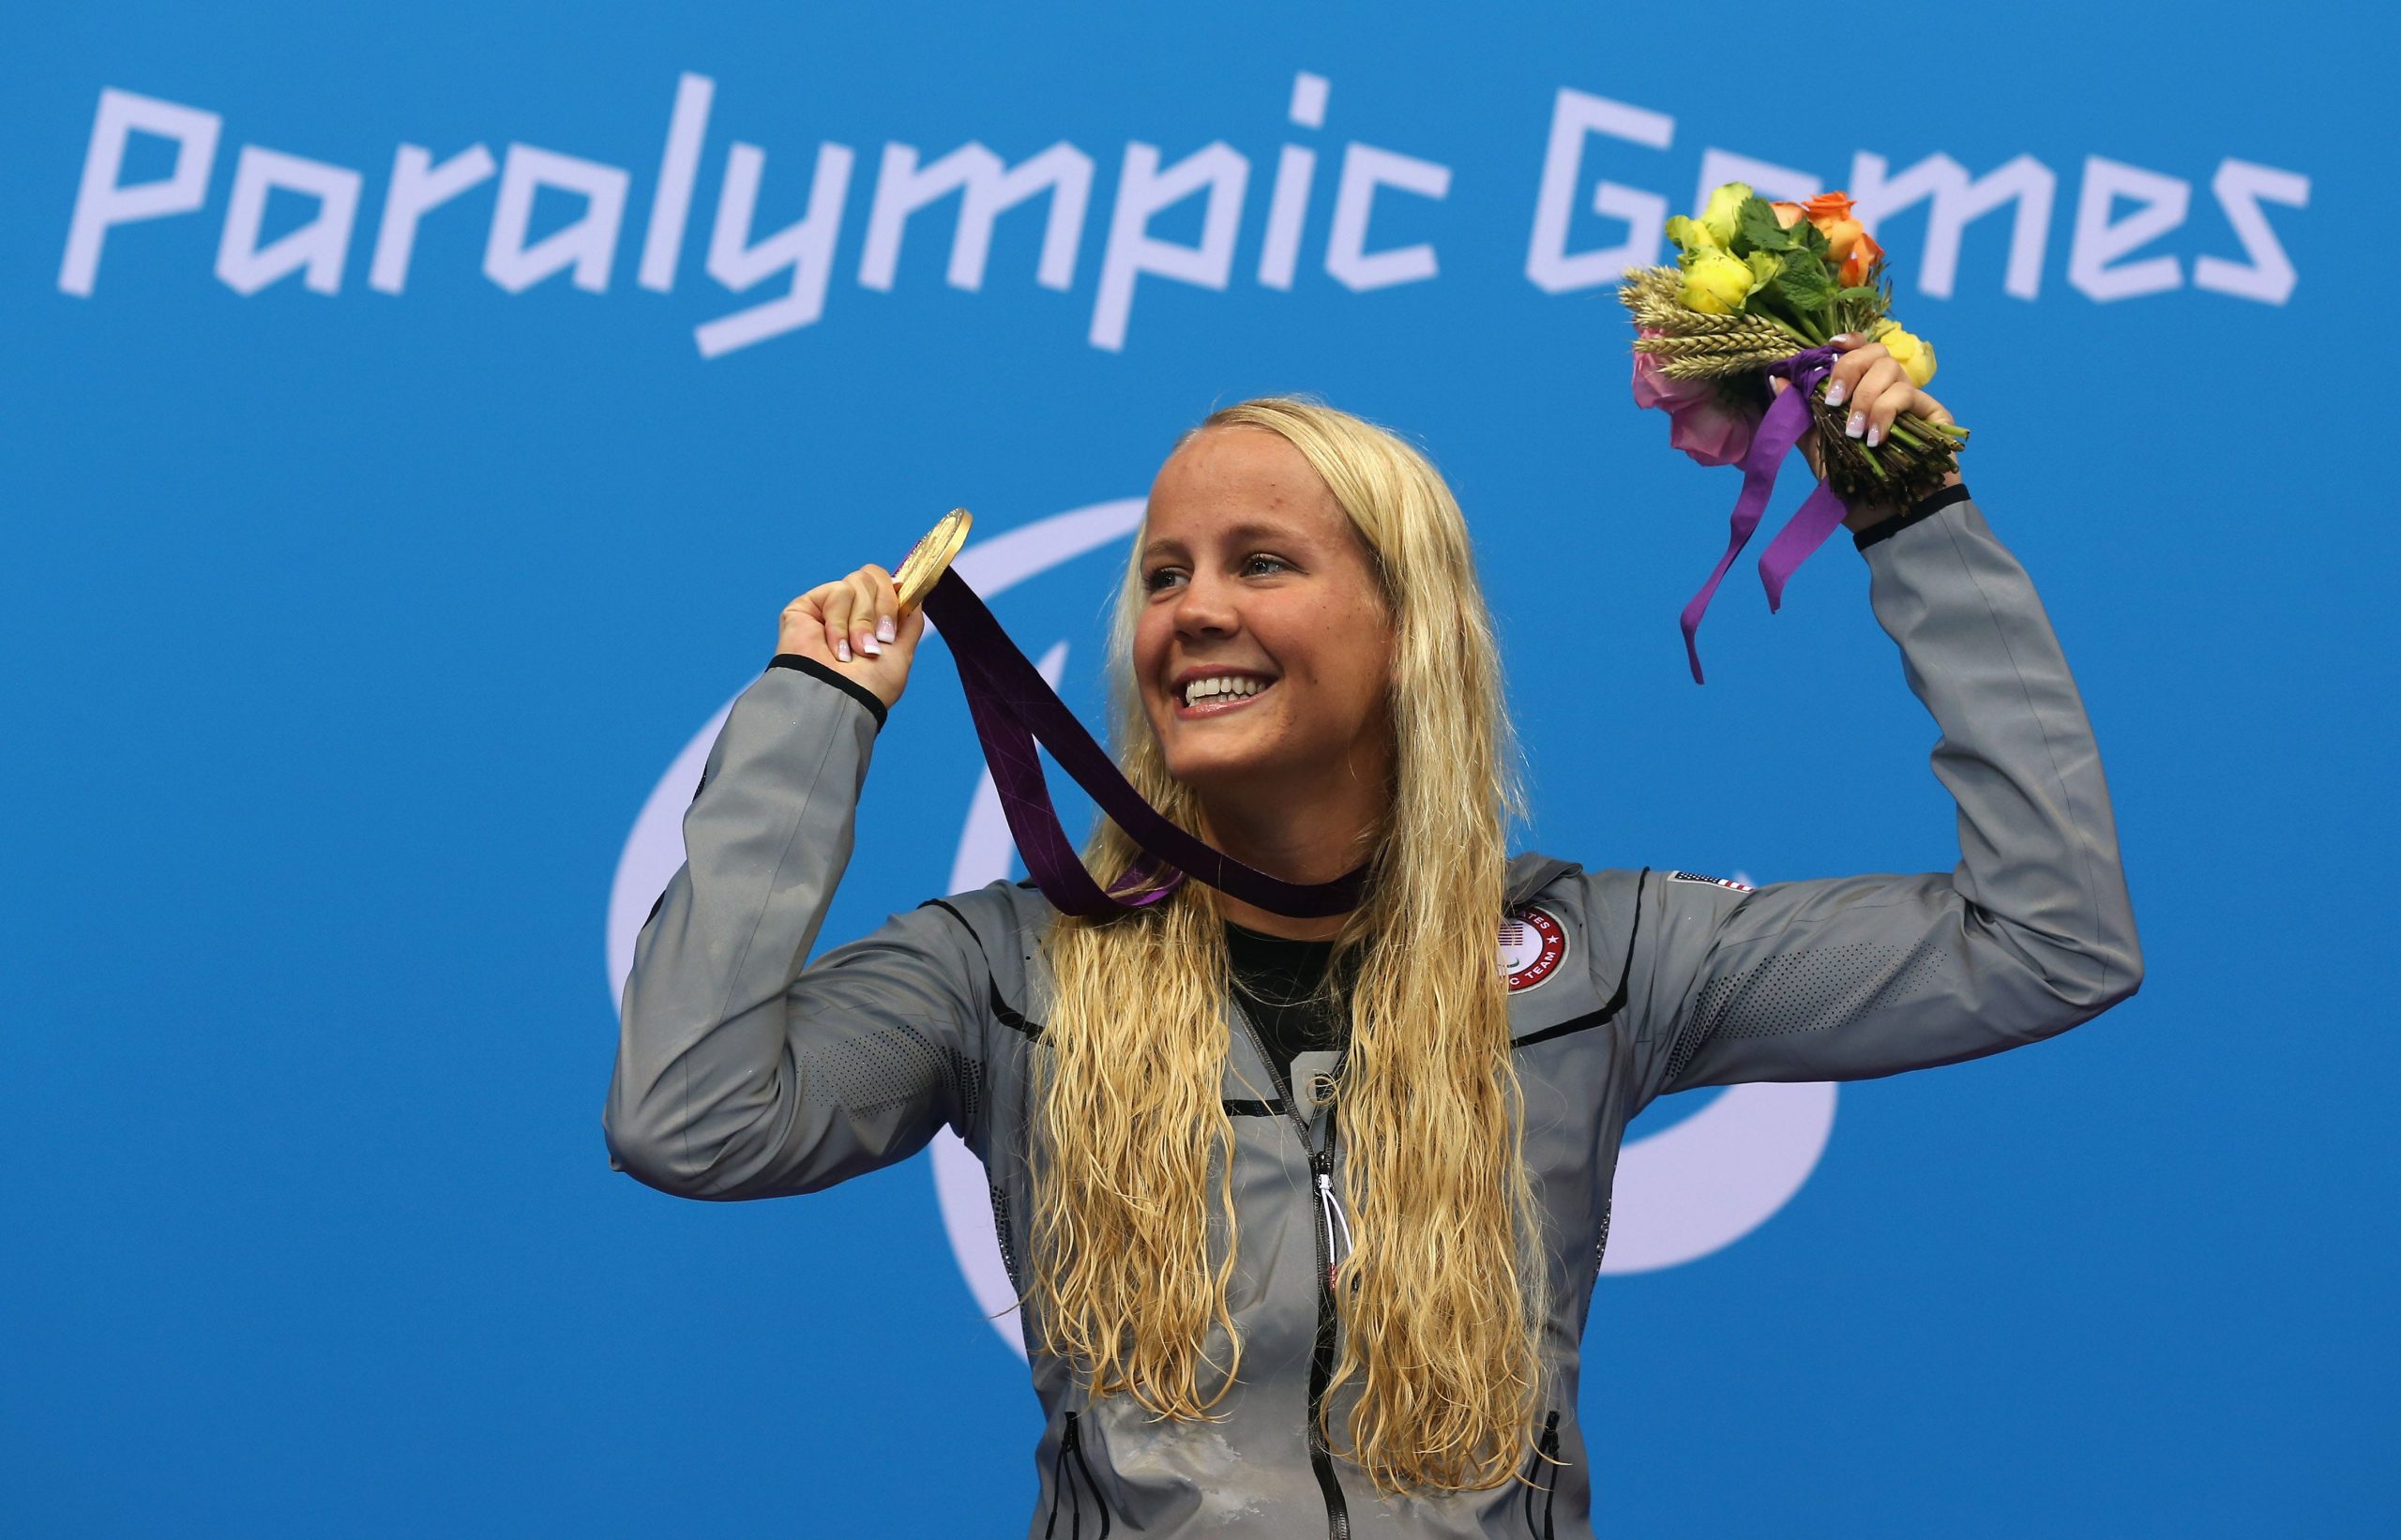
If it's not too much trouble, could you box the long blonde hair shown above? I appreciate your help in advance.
[1026,397,1545,1495]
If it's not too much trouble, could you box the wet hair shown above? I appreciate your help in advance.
[1027,396,1548,1494]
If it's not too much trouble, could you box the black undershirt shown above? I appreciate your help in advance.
[1223,921,1356,1071]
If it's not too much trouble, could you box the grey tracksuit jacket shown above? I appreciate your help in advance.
[603,490,2143,1539]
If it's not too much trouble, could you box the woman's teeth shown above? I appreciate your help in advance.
[1182,675,1268,708]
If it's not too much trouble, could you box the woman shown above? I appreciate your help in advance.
[605,338,2143,1539]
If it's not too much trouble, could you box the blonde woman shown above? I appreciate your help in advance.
[606,342,2142,1539]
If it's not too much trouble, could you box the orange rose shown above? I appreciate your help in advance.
[1769,200,1808,230]
[1814,215,1866,262]
[1783,191,1863,264]
[1837,227,1885,287]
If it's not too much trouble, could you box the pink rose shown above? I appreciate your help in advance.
[1632,329,1759,468]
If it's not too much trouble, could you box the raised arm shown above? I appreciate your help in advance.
[604,566,991,1200]
[1630,487,2144,1104]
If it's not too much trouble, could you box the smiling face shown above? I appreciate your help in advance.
[1131,426,1398,809]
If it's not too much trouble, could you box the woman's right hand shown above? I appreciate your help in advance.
[778,563,929,712]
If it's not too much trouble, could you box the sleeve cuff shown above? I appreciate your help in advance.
[768,653,888,730]
[1854,482,1973,551]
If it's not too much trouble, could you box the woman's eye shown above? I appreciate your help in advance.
[1142,567,1185,592]
[1242,553,1290,577]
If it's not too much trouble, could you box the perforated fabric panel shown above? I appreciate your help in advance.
[989,1185,1022,1291]
[1666,936,1950,1082]
[955,1053,986,1135]
[802,1022,983,1133]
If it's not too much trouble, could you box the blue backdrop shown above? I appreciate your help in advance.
[6,3,2393,1535]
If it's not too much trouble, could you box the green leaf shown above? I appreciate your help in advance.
[1774,255,1838,317]
[1835,285,1881,304]
[1736,196,1797,253]
[1744,249,1783,294]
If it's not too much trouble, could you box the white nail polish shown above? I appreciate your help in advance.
[836,640,851,662]
[1825,382,1847,406]
[1847,412,1866,438]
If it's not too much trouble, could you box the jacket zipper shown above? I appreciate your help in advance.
[1232,1002,1351,1540]
[1045,1410,1113,1539]
[1518,1408,1561,1540]
[1304,1137,1351,1540]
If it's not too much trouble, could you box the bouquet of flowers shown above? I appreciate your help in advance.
[1620,181,1971,681]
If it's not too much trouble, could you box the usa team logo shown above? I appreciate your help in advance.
[1498,904,1568,992]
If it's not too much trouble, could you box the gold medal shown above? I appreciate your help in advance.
[892,506,972,614]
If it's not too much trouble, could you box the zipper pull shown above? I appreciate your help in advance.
[1315,1169,1354,1288]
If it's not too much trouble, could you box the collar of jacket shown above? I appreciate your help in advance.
[1505,852,1581,906]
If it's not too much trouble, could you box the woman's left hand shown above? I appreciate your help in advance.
[1771,334,1958,531]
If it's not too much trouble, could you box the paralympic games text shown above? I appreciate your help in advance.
[56,72,2309,357]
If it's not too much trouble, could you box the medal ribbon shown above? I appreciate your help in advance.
[922,566,1370,919]
[1678,345,1854,684]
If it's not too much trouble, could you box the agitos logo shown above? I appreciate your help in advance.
[59,68,2308,359]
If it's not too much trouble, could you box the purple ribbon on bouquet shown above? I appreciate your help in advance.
[922,566,1369,920]
[1678,345,1853,684]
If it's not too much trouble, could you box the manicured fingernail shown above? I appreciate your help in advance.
[836,639,852,662]
[1865,424,1882,447]
[876,615,897,643]
[1846,411,1866,439]
[860,634,882,657]
[1824,381,1847,406]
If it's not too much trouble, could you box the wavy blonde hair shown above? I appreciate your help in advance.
[1025,397,1547,1495]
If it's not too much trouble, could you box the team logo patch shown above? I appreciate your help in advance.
[1498,904,1568,992]
[1669,870,1755,893]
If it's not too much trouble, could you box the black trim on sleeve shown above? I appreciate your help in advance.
[921,897,981,946]
[914,898,1045,1038]
[1510,1004,1618,1051]
[1853,481,1973,551]
[1509,867,1646,1052]
[768,653,888,729]
[987,978,1043,1039]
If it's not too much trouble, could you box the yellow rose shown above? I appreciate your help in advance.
[1682,250,1757,314]
[1873,321,1938,386]
[1698,181,1753,248]
[1665,214,1720,258]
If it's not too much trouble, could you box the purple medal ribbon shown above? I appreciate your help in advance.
[1678,345,1853,684]
[922,566,1369,920]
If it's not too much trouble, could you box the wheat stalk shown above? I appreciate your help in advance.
[1621,268,1798,355]
[1637,332,1792,359]
[1634,330,1789,355]
[1654,355,1791,380]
